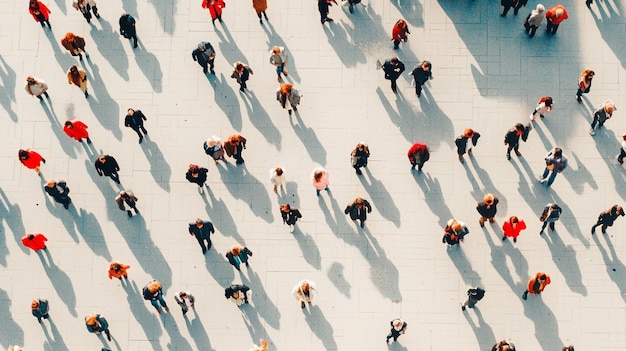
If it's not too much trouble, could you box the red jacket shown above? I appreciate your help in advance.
[502,219,526,238]
[202,0,225,19]
[20,150,44,169]
[391,21,409,41]
[22,234,48,251]
[527,273,551,294]
[29,1,51,22]
[408,143,429,163]
[546,5,568,25]
[63,121,89,140]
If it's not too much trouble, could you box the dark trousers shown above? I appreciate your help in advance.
[131,125,147,139]
[527,25,538,37]
[196,237,211,253]
[618,148,626,164]
[541,221,556,231]
[390,78,398,92]
[386,329,403,342]
[211,14,222,24]
[546,21,559,34]
[233,145,244,164]
[127,34,138,47]
[202,59,215,73]
[415,83,424,97]
[107,172,120,184]
[506,143,519,156]
[54,196,72,209]
[591,221,609,233]
[393,39,401,49]
[590,115,604,130]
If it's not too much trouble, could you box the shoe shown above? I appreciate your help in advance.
[277,76,282,82]
[210,69,215,74]
[618,157,624,165]
[246,261,249,267]
[239,87,245,92]
[289,225,295,233]
[502,236,506,241]
[288,109,292,115]
[327,18,334,22]
[488,218,495,223]
[87,138,92,144]
[500,13,506,17]
[273,187,278,193]
[198,186,203,194]
[283,70,288,76]
[85,91,89,98]
[356,169,362,175]
[515,151,522,157]
[360,221,364,228]
[522,292,528,300]
[264,12,268,20]
[602,228,606,234]
[513,237,517,243]
[530,113,535,121]
[107,333,111,341]
[202,248,207,254]
[540,230,543,235]
[461,304,466,311]
[506,154,511,160]
[139,137,143,144]
[392,89,397,94]
[591,227,596,235]
[157,309,162,314]
[589,128,595,136]
[349,4,354,13]
[539,177,547,183]
[316,190,320,197]
[203,67,208,74]
[301,301,305,308]
[467,149,472,156]
[260,20,263,25]
[134,43,138,48]
[236,159,244,164]
[458,155,464,163]
[577,96,583,104]
[479,218,485,227]
[79,54,83,61]
[127,210,133,217]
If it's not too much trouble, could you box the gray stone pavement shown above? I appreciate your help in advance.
[1,0,625,350]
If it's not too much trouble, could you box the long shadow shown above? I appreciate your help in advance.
[483,226,528,293]
[41,101,78,157]
[327,262,351,298]
[344,2,391,59]
[0,56,17,121]
[463,308,496,351]
[85,61,123,140]
[292,229,322,270]
[548,191,589,247]
[0,188,28,256]
[202,186,245,244]
[241,268,281,329]
[140,139,172,192]
[541,230,586,295]
[447,245,483,286]
[44,30,76,74]
[161,313,193,350]
[413,172,454,228]
[512,158,554,216]
[210,74,242,131]
[593,234,626,304]
[241,91,281,151]
[204,249,235,287]
[262,21,300,83]
[134,41,163,92]
[591,127,626,201]
[148,0,176,34]
[241,302,275,348]
[123,280,164,351]
[216,164,274,223]
[283,181,301,208]
[0,288,24,348]
[561,151,597,194]
[89,17,129,80]
[76,208,112,260]
[321,20,367,67]
[38,250,78,316]
[522,297,564,351]
[215,23,250,73]
[42,318,69,351]
[42,191,79,243]
[289,111,327,166]
[359,167,401,227]
[303,305,338,350]
[391,0,425,27]
[184,312,215,351]
[591,0,626,68]
[469,157,509,215]
[54,0,67,14]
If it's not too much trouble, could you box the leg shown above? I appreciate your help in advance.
[417,159,424,171]
[522,290,528,300]
[591,221,600,234]
[110,172,121,184]
[393,39,400,49]
[150,299,161,312]
[546,171,558,186]
[158,295,168,309]
[208,58,215,74]
[601,224,608,234]
[540,221,548,233]
[257,12,263,24]
[618,148,626,164]
[513,144,521,156]
[549,222,555,230]
[197,238,207,254]
[590,116,599,130]
[202,62,208,74]
[576,88,583,103]
[91,5,100,18]
[506,144,513,159]
[502,5,510,16]
[263,11,268,20]
[529,26,537,38]
[132,34,138,48]
[415,83,423,97]
[541,168,549,180]
[390,79,397,93]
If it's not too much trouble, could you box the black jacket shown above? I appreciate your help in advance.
[186,168,208,186]
[282,209,302,225]
[119,14,136,37]
[455,133,481,155]
[344,200,372,221]
[476,197,499,218]
[224,284,250,299]
[188,221,214,239]
[382,60,405,80]
[411,65,432,85]
[124,110,146,129]
[95,156,120,176]
[192,43,215,67]
[598,206,625,226]
[45,181,70,201]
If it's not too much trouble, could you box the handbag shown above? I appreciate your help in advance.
[546,163,555,171]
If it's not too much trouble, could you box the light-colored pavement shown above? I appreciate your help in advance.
[1,0,625,350]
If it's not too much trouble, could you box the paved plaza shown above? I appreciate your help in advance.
[1,0,626,350]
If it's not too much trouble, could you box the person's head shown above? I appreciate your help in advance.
[562,345,574,351]
[451,222,462,233]
[582,69,595,80]
[301,281,310,293]
[483,193,494,206]
[18,149,29,160]
[514,123,525,133]
[390,57,399,65]
[538,273,547,281]
[553,147,563,158]
[179,291,188,298]
[197,42,205,51]
[395,19,406,28]
[31,300,39,309]
[195,218,204,228]
[26,76,36,85]
[85,314,97,326]
[509,216,519,224]
[622,133,626,142]
[69,65,78,74]
[188,164,199,172]
[64,120,73,128]
[110,262,121,272]
[275,167,283,176]
[27,234,35,241]
[119,191,129,199]
[616,205,625,216]
[98,155,107,163]
[231,245,241,256]
[356,143,366,151]
[232,291,239,299]
[555,8,564,18]
[235,62,244,72]
[280,83,293,95]
[606,102,617,113]
[550,203,559,210]
[29,0,39,9]
[46,179,56,187]
[280,204,291,213]
[421,60,431,71]
[272,46,280,55]
[463,128,474,138]
[313,170,323,182]
[229,137,240,146]
[148,281,161,293]
[536,4,545,12]
[64,32,75,41]
[544,97,553,107]
[392,319,403,328]
[127,108,135,115]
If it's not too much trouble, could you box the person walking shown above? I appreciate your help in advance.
[115,190,139,217]
[31,299,50,323]
[67,65,89,98]
[476,193,499,227]
[491,340,517,351]
[119,13,138,48]
[317,0,334,24]
[61,32,88,60]
[276,83,301,115]
[351,143,370,175]
[143,280,169,314]
[461,287,485,311]
[174,291,195,316]
[192,41,216,74]
[539,147,568,186]
[124,108,148,143]
[269,46,288,82]
[589,100,617,136]
[280,204,302,233]
[455,128,481,163]
[270,167,286,193]
[25,76,49,100]
[252,0,268,25]
[442,219,469,246]
[202,0,225,25]
[22,233,48,251]
[63,120,91,143]
[204,136,228,164]
[250,339,269,351]
[382,57,405,94]
[95,154,121,184]
[591,205,625,235]
[545,4,568,34]
[85,313,111,341]
[408,142,429,171]
[501,0,527,16]
[108,261,130,280]
[410,60,433,98]
[186,164,209,194]
[231,62,254,92]
[224,284,250,307]
[539,203,562,234]
[523,4,545,38]
[224,133,247,164]
[504,122,531,160]
[293,280,316,308]
[188,218,215,254]
[29,0,51,29]
[562,345,574,351]
[73,0,99,23]
[576,69,594,104]
[530,96,553,120]
[391,19,410,49]
[386,318,407,344]
[311,168,330,196]
[226,245,253,271]
[502,216,526,243]
[522,272,551,300]
[344,197,372,228]
[618,133,626,165]
[44,179,71,209]
[18,149,45,174]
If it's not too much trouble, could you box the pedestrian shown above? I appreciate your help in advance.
[18,149,46,174]
[311,167,330,196]
[174,291,195,316]
[73,0,99,23]
[491,340,517,351]
[591,205,625,235]
[539,147,568,186]
[143,280,169,314]
[408,142,429,171]
[501,0,527,16]
[344,197,372,228]
[201,0,225,25]
[589,100,617,136]
[115,190,139,217]
[562,345,574,351]
[250,339,269,351]
[410,60,433,98]
[442,219,469,246]
[317,0,334,24]
[391,19,410,49]
[530,96,553,120]
[29,0,51,29]
[224,284,250,307]
[63,120,91,143]
[350,143,370,175]
[461,287,485,311]
[226,245,253,271]
[276,83,301,115]
[31,299,50,323]
[539,203,562,234]
[386,318,407,344]
[22,233,48,251]
[124,108,148,143]
[502,216,526,243]
[455,128,481,163]
[476,193,499,227]
[85,313,111,341]
[293,280,316,308]
[382,56,405,94]
[280,204,302,233]
[545,5,568,34]
[269,46,288,82]
[270,167,286,193]
[224,133,247,164]
[504,122,531,160]
[25,75,49,100]
[44,179,72,209]
[95,154,121,184]
[204,136,228,164]
[67,65,89,98]
[576,69,594,104]
[231,62,254,92]
[523,4,545,38]
[119,13,138,48]
[192,41,216,75]
[188,218,215,254]
[522,272,551,300]
[186,164,209,194]
[252,0,268,24]
[61,32,88,60]
[618,133,626,165]
[108,261,130,280]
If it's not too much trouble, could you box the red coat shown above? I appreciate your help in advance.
[502,219,526,238]
[29,1,51,22]
[546,5,568,25]
[407,143,429,163]
[63,121,89,140]
[527,273,551,294]
[22,234,48,251]
[20,150,44,169]
[392,22,408,41]
[202,0,225,19]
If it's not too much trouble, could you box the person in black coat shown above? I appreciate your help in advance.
[192,41,216,74]
[188,218,215,254]
[410,60,432,97]
[95,154,121,184]
[350,143,370,175]
[591,205,625,234]
[185,164,209,194]
[124,108,148,143]
[44,179,71,209]
[501,0,527,16]
[280,204,302,233]
[461,287,485,311]
[119,13,138,48]
[455,128,481,163]
[476,193,498,227]
[231,62,253,92]
[382,57,405,94]
[504,123,531,160]
[317,0,335,24]
[344,197,372,228]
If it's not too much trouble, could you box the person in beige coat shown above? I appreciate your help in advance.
[67,65,88,98]
[252,0,268,25]
[524,4,545,38]
[292,280,316,309]
[25,76,49,100]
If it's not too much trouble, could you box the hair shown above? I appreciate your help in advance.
[451,222,462,233]
[195,218,203,225]
[18,149,29,160]
[581,69,595,80]
[29,0,39,10]
[272,46,280,55]
[119,191,129,198]
[463,128,474,138]
[562,346,574,351]
[301,281,310,294]
[26,76,36,83]
[280,204,291,212]
[188,164,199,171]
[544,97,553,107]
[64,120,73,127]
[27,234,35,240]
[231,246,241,256]
[279,84,293,95]
[275,167,283,176]
[509,216,519,224]
[390,56,398,64]
[539,274,547,280]
[553,147,563,158]
[422,60,431,69]
[179,291,187,298]
[64,32,75,40]
[148,281,161,293]
[85,314,97,325]
[313,170,323,182]
[354,197,363,205]
[235,62,244,71]
[31,300,39,309]
[110,262,121,271]
[46,179,55,187]
[514,123,524,131]
[395,19,406,27]
[127,108,134,114]
[536,4,545,12]
[483,193,494,204]
[69,65,78,73]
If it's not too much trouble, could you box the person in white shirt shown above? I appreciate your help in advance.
[270,167,286,194]
[174,291,195,316]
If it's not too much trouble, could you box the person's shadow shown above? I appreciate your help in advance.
[463,307,496,351]
[447,244,483,286]
[184,310,215,351]
[413,172,454,228]
[522,296,564,351]
[0,288,24,348]
[41,101,79,158]
[321,20,367,68]
[590,0,626,69]
[593,233,626,303]
[140,138,172,192]
[84,60,123,140]
[147,0,177,34]
[216,163,274,223]
[240,90,281,151]
[42,317,69,351]
[303,305,338,350]
[89,17,129,80]
[204,249,235,287]
[161,313,194,350]
[123,280,164,351]
[241,268,281,329]
[210,73,242,131]
[240,300,275,348]
[75,208,112,260]
[541,229,586,295]
[44,30,76,74]
[292,228,322,270]
[41,189,79,243]
[0,188,27,256]
[134,41,163,92]
[360,167,401,227]
[289,111,327,166]
[327,262,351,297]
[262,22,300,83]
[202,186,245,244]
[38,249,78,317]
[0,56,17,121]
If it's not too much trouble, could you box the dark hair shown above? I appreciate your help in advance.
[18,150,29,159]
[275,167,283,176]
[64,121,73,127]
[553,147,562,158]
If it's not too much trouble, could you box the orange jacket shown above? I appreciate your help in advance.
[108,263,131,279]
[527,273,551,294]
[546,5,568,25]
